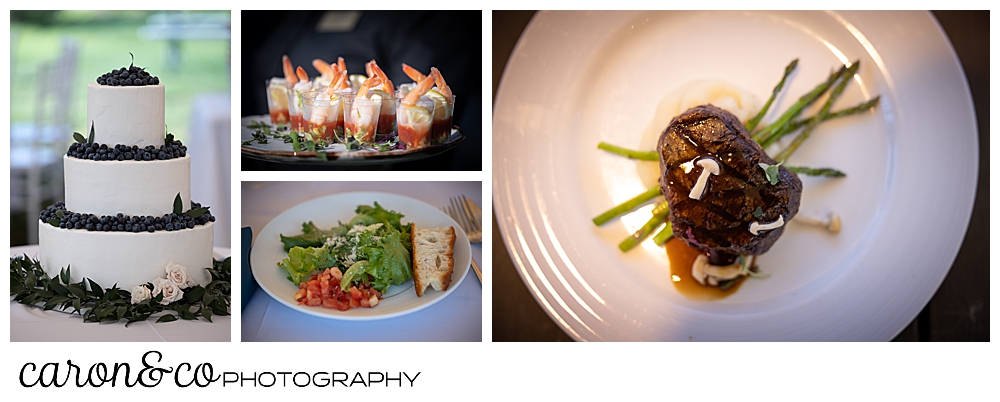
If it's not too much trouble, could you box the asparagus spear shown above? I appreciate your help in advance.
[746,59,798,133]
[759,96,880,149]
[775,61,860,163]
[592,186,662,226]
[786,166,846,177]
[751,63,849,144]
[618,201,670,252]
[598,142,659,161]
[652,221,674,245]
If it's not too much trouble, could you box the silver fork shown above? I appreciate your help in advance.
[443,195,482,282]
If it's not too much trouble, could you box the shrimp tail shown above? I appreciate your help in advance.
[326,71,348,95]
[282,55,298,86]
[357,76,382,99]
[401,63,426,82]
[430,67,452,98]
[402,74,435,105]
[370,60,395,95]
[295,66,309,82]
[312,59,333,79]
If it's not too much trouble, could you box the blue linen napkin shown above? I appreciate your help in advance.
[241,227,257,311]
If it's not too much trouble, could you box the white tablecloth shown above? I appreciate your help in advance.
[241,181,483,342]
[10,246,232,342]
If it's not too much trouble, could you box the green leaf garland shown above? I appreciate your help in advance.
[10,255,231,326]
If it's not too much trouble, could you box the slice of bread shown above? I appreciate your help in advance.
[411,224,456,297]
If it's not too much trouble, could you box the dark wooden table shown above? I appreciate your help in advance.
[492,10,988,342]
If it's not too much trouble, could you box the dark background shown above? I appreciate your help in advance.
[492,11,988,342]
[241,10,482,171]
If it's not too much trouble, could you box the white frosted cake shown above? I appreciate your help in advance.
[37,75,215,290]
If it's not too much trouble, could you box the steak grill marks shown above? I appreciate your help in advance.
[658,105,802,257]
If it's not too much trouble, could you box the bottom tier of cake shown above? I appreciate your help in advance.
[37,221,215,290]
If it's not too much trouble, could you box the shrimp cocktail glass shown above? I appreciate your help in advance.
[302,90,344,143]
[396,96,435,149]
[427,91,455,144]
[343,94,383,144]
[396,73,438,149]
[426,67,455,144]
[288,80,313,132]
[265,78,290,125]
[373,90,397,138]
[365,61,397,139]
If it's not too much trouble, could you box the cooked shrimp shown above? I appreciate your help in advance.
[325,71,348,95]
[357,76,382,99]
[369,60,395,95]
[313,59,333,80]
[326,62,351,91]
[365,60,375,79]
[402,63,427,82]
[401,74,435,105]
[309,71,349,127]
[282,55,298,86]
[295,66,309,83]
[430,67,452,98]
[347,75,384,142]
[337,57,346,73]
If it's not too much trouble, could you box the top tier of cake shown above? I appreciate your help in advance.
[86,82,165,147]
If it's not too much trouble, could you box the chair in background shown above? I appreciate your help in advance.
[11,37,78,244]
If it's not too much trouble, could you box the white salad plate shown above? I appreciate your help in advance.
[250,191,471,320]
[493,11,977,341]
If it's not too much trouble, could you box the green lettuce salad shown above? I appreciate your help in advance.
[277,202,413,293]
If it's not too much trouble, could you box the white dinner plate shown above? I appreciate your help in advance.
[250,192,471,320]
[493,11,977,341]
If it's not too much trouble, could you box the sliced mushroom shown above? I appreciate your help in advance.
[794,212,841,234]
[691,254,744,286]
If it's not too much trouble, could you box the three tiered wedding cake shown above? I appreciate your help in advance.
[37,67,216,291]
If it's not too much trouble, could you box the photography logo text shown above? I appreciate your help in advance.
[19,351,420,388]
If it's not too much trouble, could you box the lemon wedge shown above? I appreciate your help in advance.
[403,106,432,126]
[349,74,367,91]
[425,89,451,119]
[270,88,289,109]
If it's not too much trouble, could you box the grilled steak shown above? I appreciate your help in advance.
[658,104,801,262]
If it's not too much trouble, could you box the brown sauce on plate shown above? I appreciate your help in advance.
[665,237,744,300]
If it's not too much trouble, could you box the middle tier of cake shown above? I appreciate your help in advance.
[63,154,191,217]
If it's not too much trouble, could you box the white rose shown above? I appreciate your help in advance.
[165,262,195,287]
[130,284,152,305]
[152,277,184,305]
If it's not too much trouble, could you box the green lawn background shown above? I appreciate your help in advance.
[10,10,231,143]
